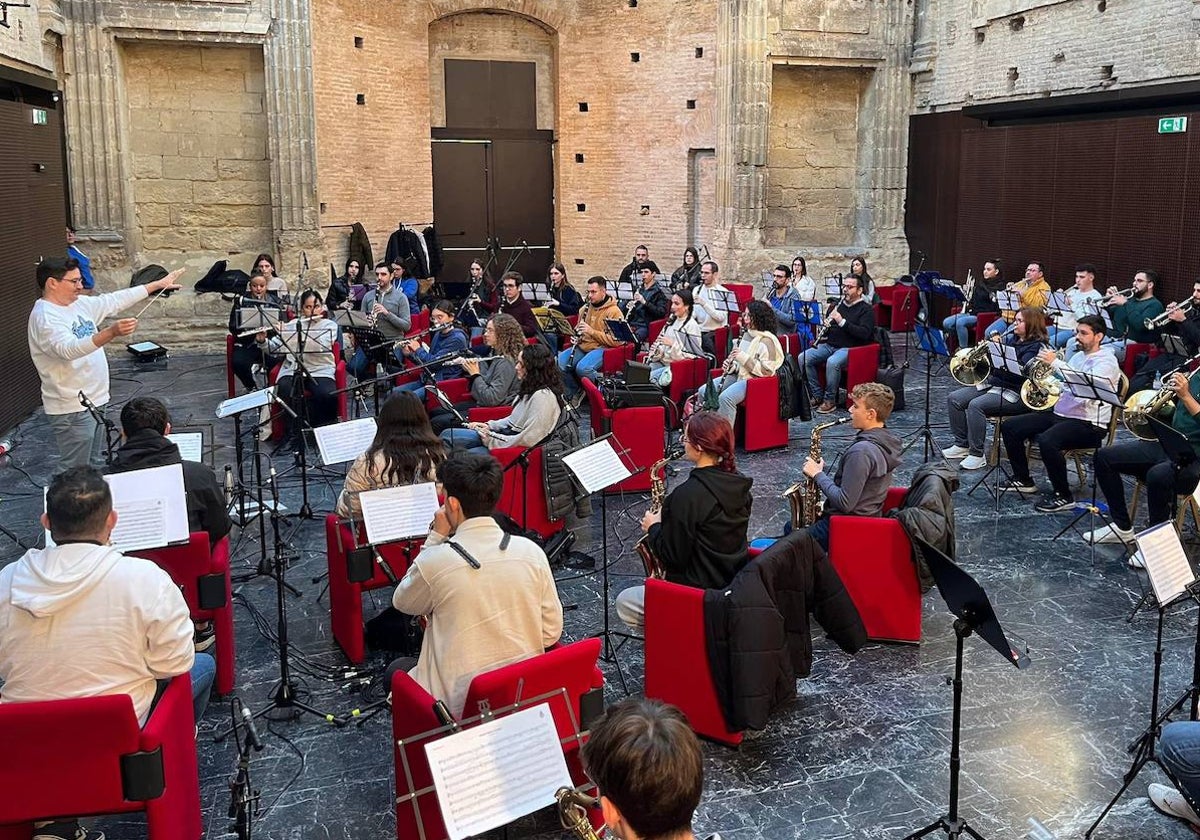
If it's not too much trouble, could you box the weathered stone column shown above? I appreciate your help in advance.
[716,0,769,271]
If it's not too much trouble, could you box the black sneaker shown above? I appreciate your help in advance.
[998,478,1037,494]
[1035,493,1075,513]
[33,823,105,840]
[194,623,216,653]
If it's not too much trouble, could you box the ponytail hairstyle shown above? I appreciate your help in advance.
[684,410,737,472]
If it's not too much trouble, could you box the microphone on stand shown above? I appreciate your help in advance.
[240,702,264,751]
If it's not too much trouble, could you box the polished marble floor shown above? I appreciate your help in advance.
[1,345,1197,839]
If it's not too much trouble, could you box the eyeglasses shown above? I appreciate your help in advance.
[56,277,84,286]
[503,283,518,289]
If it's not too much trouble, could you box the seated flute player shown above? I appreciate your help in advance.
[386,453,563,717]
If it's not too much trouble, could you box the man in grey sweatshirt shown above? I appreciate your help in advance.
[801,382,903,551]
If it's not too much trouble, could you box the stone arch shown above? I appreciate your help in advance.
[427,0,565,34]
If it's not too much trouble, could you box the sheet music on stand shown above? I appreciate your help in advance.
[52,464,189,552]
[712,288,738,314]
[313,417,378,465]
[237,306,283,336]
[533,307,576,336]
[166,432,204,464]
[823,275,842,300]
[1082,300,1115,330]
[1060,367,1122,406]
[914,324,951,358]
[994,290,1021,312]
[429,384,466,425]
[360,483,440,544]
[521,284,555,304]
[605,280,638,305]
[1161,333,1190,358]
[216,386,275,419]
[1046,291,1071,314]
[1135,521,1197,606]
[987,341,1025,378]
[561,434,633,494]
[277,322,334,356]
[792,300,823,328]
[605,319,638,345]
[334,308,373,330]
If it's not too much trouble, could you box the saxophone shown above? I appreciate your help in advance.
[783,417,850,530]
[634,454,676,579]
[556,787,603,839]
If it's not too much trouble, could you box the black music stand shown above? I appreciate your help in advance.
[905,325,950,461]
[1086,521,1200,838]
[904,537,1030,840]
[967,343,1024,505]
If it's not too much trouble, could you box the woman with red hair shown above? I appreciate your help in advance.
[615,410,753,630]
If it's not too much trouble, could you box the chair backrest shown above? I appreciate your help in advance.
[132,532,216,615]
[491,445,562,539]
[580,376,611,435]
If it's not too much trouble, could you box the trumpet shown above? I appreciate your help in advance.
[1145,299,1195,330]
[1100,287,1135,305]
[962,269,975,308]
[1123,353,1200,439]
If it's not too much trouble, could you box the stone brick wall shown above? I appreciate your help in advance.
[915,0,1200,112]
[0,1,55,75]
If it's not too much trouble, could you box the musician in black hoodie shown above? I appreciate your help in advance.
[616,411,752,630]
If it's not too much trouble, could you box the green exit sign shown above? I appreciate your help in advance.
[1158,116,1188,134]
[31,108,47,126]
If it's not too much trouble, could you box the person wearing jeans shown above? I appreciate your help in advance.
[1150,722,1200,831]
[558,277,626,400]
[1084,368,1200,550]
[804,274,876,413]
[715,302,784,424]
[999,315,1120,512]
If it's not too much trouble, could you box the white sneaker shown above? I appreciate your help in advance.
[1149,782,1200,828]
[1127,549,1146,569]
[1083,523,1136,545]
[942,445,970,459]
[960,455,987,470]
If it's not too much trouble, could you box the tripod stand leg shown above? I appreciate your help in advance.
[901,818,948,840]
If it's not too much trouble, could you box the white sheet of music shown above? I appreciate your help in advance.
[1136,522,1196,606]
[216,387,274,418]
[425,703,573,840]
[105,464,190,547]
[313,418,377,465]
[109,498,168,553]
[562,437,631,494]
[167,432,204,463]
[360,482,440,543]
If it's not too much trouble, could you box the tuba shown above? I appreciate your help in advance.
[635,453,678,579]
[556,787,603,839]
[783,417,850,530]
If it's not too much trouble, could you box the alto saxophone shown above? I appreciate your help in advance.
[557,787,603,839]
[782,417,850,530]
[635,454,676,579]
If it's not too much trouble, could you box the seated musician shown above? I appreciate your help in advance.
[671,247,701,291]
[1101,269,1164,362]
[442,344,564,455]
[228,271,284,392]
[624,263,669,345]
[692,260,730,359]
[428,313,523,435]
[618,244,653,287]
[999,314,1120,512]
[791,255,817,302]
[767,264,802,334]
[496,270,541,338]
[942,307,1046,471]
[389,453,563,717]
[1046,264,1103,349]
[942,259,1002,350]
[615,411,752,631]
[347,262,412,381]
[466,258,500,333]
[984,261,1051,338]
[392,299,468,402]
[391,259,420,314]
[800,383,901,552]
[327,258,361,311]
[557,277,628,402]
[1084,369,1200,558]
[268,289,341,454]
[803,273,876,415]
[545,262,583,317]
[0,467,213,840]
[716,301,785,424]
[579,698,717,840]
[1129,280,1200,394]
[336,391,444,520]
[647,289,703,388]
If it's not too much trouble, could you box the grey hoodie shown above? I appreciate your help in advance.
[0,543,194,723]
[817,426,904,517]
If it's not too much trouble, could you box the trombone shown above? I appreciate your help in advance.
[1146,299,1195,330]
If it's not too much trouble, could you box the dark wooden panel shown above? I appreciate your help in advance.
[1048,121,1116,283]
[0,97,62,436]
[953,128,1008,280]
[490,137,553,282]
[444,59,536,131]
[1177,125,1200,293]
[431,140,492,285]
[997,125,1059,278]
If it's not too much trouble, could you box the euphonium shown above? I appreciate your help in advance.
[635,453,678,579]
[783,417,850,530]
[556,787,603,839]
[1020,345,1066,410]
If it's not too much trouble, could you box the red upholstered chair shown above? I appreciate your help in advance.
[225,334,237,398]
[709,325,731,370]
[779,332,805,358]
[423,378,513,423]
[0,675,201,840]
[973,312,1001,343]
[325,515,422,664]
[580,378,666,492]
[392,639,604,840]
[876,284,918,332]
[667,356,710,414]
[601,342,636,374]
[828,487,920,643]
[1123,341,1159,378]
[815,343,880,408]
[726,282,755,313]
[734,376,789,452]
[132,534,236,696]
[647,318,667,344]
[644,578,743,746]
[491,445,564,540]
[268,356,350,440]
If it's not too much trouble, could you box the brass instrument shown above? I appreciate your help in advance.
[1019,345,1067,410]
[556,787,603,839]
[635,454,677,579]
[1123,356,1200,439]
[949,343,992,386]
[783,417,850,530]
[962,269,975,310]
[1146,299,1195,330]
[1100,286,1135,305]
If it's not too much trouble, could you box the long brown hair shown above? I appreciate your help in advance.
[365,391,443,484]
[1017,306,1048,343]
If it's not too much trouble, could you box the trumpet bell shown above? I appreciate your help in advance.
[949,347,990,386]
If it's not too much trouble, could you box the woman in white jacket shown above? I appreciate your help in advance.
[716,300,786,423]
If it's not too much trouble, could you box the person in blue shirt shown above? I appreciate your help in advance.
[392,299,469,402]
[391,259,421,314]
[66,226,95,290]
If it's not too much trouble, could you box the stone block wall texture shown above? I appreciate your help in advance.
[915,0,1200,112]
[0,2,54,75]
[311,0,719,283]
